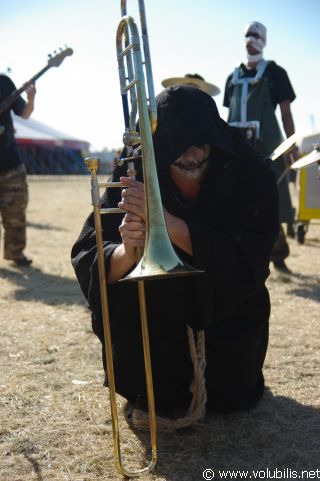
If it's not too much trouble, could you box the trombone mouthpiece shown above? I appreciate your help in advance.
[85,158,100,173]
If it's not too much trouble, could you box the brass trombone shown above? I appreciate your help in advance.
[85,0,201,476]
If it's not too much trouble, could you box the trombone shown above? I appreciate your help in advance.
[85,0,201,476]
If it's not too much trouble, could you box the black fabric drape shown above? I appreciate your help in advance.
[71,86,279,414]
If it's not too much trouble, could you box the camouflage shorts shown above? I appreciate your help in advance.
[0,164,28,260]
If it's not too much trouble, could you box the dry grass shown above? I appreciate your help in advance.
[0,176,319,481]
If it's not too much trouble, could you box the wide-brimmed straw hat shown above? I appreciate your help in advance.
[161,73,220,97]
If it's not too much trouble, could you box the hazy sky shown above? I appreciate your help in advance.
[1,0,320,150]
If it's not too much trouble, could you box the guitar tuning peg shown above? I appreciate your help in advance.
[48,54,52,59]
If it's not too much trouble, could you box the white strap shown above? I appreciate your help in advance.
[231,61,269,122]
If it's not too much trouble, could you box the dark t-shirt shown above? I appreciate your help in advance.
[223,61,296,110]
[0,75,26,172]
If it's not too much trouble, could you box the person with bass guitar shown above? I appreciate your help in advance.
[0,47,72,266]
[0,74,36,266]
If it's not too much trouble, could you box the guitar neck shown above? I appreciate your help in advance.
[0,65,49,116]
[0,47,73,117]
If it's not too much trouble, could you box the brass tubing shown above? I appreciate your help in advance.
[86,159,157,477]
[137,279,157,467]
[85,159,122,472]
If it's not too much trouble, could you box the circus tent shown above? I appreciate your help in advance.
[13,114,90,174]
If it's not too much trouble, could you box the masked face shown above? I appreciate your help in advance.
[245,31,265,54]
[244,22,267,63]
[171,144,210,181]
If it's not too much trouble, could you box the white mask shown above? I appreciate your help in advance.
[245,35,265,53]
[244,21,267,63]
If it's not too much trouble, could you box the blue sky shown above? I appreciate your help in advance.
[1,0,320,150]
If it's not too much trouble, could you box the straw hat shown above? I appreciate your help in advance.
[161,73,220,97]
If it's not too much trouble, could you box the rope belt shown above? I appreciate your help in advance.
[125,326,207,432]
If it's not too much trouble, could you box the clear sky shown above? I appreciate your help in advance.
[1,0,320,151]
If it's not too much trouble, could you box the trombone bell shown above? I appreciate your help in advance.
[123,227,203,281]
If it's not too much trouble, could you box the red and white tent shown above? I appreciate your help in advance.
[13,114,90,152]
[12,114,91,174]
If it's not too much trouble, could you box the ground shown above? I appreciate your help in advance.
[0,177,319,481]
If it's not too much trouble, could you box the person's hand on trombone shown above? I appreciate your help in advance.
[105,176,146,284]
[118,212,146,250]
[118,176,146,222]
[118,176,146,252]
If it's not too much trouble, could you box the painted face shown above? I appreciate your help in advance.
[245,31,265,54]
[171,144,210,181]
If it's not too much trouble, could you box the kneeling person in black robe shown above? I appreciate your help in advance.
[71,85,279,421]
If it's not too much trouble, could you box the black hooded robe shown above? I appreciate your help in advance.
[71,86,279,415]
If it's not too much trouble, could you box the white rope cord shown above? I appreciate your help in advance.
[125,326,207,432]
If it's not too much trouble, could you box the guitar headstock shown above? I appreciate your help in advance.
[47,47,73,68]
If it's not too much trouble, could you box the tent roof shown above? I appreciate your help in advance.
[13,114,90,151]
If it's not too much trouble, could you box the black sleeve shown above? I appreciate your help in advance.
[267,62,296,106]
[0,75,25,116]
[71,185,124,311]
[186,161,279,327]
[71,159,145,313]
[223,73,233,108]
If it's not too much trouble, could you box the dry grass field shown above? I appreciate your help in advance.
[0,177,319,481]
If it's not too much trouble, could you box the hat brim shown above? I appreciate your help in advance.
[161,77,220,97]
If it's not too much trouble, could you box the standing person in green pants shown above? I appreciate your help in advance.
[224,21,298,273]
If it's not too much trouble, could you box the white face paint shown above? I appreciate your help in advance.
[245,35,265,53]
[244,22,267,63]
[171,145,210,181]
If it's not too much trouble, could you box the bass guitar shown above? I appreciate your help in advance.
[0,46,73,134]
